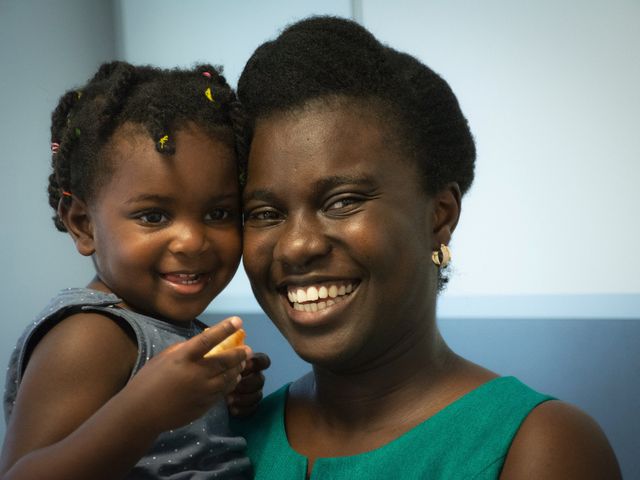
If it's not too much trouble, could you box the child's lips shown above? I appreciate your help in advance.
[161,272,211,295]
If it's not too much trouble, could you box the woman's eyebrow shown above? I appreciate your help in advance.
[244,175,376,203]
[242,189,277,204]
[312,174,376,193]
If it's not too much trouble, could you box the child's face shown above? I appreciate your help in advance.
[86,124,241,324]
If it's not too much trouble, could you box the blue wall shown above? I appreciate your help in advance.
[206,311,640,479]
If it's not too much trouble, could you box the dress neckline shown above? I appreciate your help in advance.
[278,375,518,466]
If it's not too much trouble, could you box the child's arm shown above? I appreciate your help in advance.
[227,352,271,416]
[0,314,248,480]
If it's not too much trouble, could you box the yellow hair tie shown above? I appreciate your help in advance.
[158,135,169,149]
[205,87,214,102]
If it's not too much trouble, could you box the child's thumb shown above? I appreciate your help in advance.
[186,316,243,359]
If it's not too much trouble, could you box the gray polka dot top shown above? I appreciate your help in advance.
[4,288,252,479]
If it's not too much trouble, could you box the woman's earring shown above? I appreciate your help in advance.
[431,244,451,268]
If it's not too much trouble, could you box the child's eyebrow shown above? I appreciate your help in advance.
[124,192,238,205]
[124,194,172,205]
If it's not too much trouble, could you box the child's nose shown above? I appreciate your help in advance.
[168,221,210,256]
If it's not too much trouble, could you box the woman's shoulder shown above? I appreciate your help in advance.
[501,399,621,479]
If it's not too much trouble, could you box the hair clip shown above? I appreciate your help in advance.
[74,127,81,137]
[76,90,83,99]
[205,87,214,102]
[51,142,60,153]
[61,191,73,197]
[202,71,212,78]
[158,135,169,149]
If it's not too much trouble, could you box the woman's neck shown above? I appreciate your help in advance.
[298,326,461,431]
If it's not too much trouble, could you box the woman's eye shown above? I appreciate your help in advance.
[245,208,282,223]
[326,197,361,212]
[205,209,230,221]
[138,211,168,225]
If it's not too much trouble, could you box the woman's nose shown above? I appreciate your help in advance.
[168,221,210,257]
[273,213,331,270]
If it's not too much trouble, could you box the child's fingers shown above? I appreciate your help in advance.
[184,316,243,359]
[228,391,264,417]
[233,370,266,395]
[209,349,246,395]
[228,390,264,408]
[201,347,248,379]
[242,352,271,375]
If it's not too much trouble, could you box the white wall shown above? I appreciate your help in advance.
[114,0,352,88]
[0,0,118,442]
[362,0,640,298]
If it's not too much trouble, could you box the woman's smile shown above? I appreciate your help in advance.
[280,280,360,326]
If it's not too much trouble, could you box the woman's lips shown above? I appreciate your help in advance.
[281,281,359,323]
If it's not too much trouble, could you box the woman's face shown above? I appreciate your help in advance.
[242,102,440,369]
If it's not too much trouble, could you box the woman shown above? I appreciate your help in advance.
[233,16,620,479]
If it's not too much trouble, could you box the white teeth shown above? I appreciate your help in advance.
[288,282,356,313]
[173,273,200,284]
[307,286,319,301]
[296,288,307,303]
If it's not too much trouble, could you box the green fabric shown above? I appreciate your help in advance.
[232,376,554,479]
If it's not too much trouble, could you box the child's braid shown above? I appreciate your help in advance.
[48,90,83,231]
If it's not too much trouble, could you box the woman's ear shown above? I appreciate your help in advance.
[58,197,96,257]
[431,182,461,247]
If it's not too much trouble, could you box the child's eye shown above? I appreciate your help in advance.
[205,209,230,221]
[137,211,169,225]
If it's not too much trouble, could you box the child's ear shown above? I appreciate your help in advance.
[431,182,462,248]
[58,196,96,257]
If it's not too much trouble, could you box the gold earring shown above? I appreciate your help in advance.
[431,244,451,268]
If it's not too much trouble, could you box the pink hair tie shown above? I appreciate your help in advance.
[51,142,60,153]
[202,71,212,78]
[61,191,72,197]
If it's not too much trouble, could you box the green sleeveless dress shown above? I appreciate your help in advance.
[232,376,553,479]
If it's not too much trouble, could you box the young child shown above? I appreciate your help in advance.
[1,61,267,479]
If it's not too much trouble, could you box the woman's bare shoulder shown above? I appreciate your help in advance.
[500,400,621,479]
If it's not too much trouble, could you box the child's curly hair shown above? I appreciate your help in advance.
[48,61,246,232]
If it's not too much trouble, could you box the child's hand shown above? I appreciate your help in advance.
[124,317,251,432]
[227,352,271,417]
